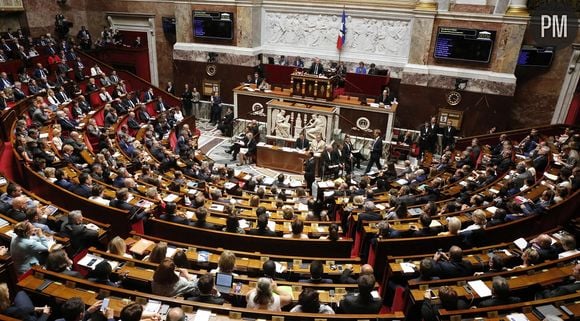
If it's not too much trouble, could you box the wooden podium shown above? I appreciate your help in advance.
[291,73,336,101]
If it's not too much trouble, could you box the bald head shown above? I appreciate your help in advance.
[166,307,185,321]
[361,264,374,276]
[449,246,463,262]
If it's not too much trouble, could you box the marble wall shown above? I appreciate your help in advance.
[22,0,89,36]
[261,10,412,68]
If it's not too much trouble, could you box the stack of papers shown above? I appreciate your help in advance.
[400,262,416,273]
[467,280,492,297]
[163,194,179,202]
[513,237,528,251]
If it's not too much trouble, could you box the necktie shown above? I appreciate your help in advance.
[39,69,45,78]
[314,65,318,74]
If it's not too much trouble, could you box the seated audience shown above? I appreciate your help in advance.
[246,277,292,312]
[290,288,335,314]
[339,274,381,314]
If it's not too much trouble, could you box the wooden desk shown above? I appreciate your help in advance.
[291,72,336,101]
[256,144,310,174]
[234,85,397,141]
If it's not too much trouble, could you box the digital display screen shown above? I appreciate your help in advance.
[193,11,233,40]
[434,27,496,63]
[517,46,554,67]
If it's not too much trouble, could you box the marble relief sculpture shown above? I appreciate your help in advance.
[304,114,327,140]
[264,12,410,57]
[272,109,292,138]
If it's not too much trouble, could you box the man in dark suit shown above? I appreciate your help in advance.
[138,106,151,123]
[155,96,167,113]
[166,81,175,95]
[127,112,141,131]
[210,92,222,125]
[536,263,580,298]
[32,63,49,80]
[61,210,99,254]
[322,145,339,179]
[248,214,278,237]
[309,57,324,75]
[86,78,98,92]
[190,207,217,230]
[441,121,458,151]
[427,117,439,153]
[411,214,442,237]
[433,246,473,279]
[159,202,189,225]
[217,107,234,137]
[479,276,521,307]
[340,264,374,284]
[532,146,550,172]
[188,273,226,304]
[365,129,383,173]
[339,274,382,314]
[70,172,92,198]
[295,132,310,150]
[299,260,333,284]
[251,71,263,87]
[303,151,316,192]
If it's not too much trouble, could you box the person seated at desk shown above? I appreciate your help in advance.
[11,221,50,275]
[294,56,305,68]
[246,277,292,312]
[309,57,324,75]
[226,128,250,161]
[152,258,199,297]
[242,74,253,85]
[294,132,310,151]
[189,273,226,304]
[56,297,111,321]
[420,286,468,321]
[248,214,278,237]
[251,71,263,87]
[238,132,257,166]
[0,283,51,321]
[339,274,381,314]
[45,247,83,278]
[478,276,521,307]
[310,133,326,153]
[432,246,473,279]
[536,263,580,299]
[210,250,239,276]
[299,260,333,284]
[283,217,308,239]
[191,207,217,230]
[367,63,378,75]
[355,61,367,74]
[377,87,396,106]
[160,202,189,225]
[61,210,99,255]
[290,288,335,314]
[258,78,271,91]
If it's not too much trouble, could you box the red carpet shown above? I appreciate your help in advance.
[0,142,18,182]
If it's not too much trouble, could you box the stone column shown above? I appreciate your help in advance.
[175,3,193,43]
[506,0,528,16]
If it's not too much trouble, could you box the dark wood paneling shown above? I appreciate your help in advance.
[397,84,513,136]
[338,108,389,138]
[173,60,254,104]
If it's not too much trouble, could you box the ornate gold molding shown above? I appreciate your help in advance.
[415,0,437,11]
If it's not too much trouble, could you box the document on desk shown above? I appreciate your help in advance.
[507,313,529,321]
[193,309,212,321]
[513,237,528,251]
[467,280,492,298]
[400,262,416,273]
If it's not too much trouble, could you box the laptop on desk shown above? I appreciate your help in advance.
[215,272,234,293]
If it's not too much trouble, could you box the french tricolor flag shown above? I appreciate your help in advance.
[337,9,346,50]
